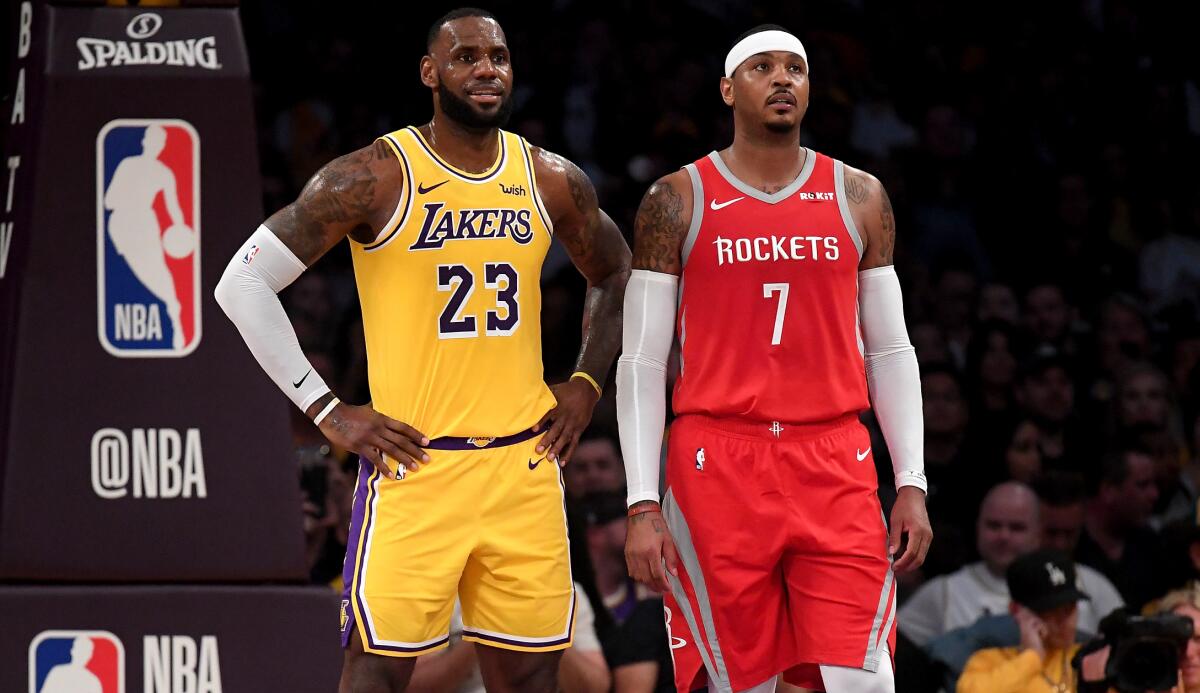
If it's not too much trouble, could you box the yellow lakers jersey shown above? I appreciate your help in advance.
[349,127,557,438]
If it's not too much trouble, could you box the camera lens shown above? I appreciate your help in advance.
[1115,641,1179,692]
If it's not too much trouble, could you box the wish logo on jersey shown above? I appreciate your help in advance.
[29,630,124,693]
[97,119,201,357]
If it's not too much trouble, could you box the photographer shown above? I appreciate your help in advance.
[959,550,1087,692]
[1153,586,1200,692]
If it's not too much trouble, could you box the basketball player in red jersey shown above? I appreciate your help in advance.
[617,25,932,693]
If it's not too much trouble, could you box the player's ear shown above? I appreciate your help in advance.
[420,55,438,89]
[719,76,734,107]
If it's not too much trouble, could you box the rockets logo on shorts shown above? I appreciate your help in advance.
[29,630,125,693]
[97,119,201,357]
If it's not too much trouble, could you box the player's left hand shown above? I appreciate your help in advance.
[889,486,932,573]
[534,377,601,466]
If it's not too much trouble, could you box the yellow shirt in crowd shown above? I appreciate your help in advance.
[958,645,1082,693]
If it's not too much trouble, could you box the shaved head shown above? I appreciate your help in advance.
[981,481,1041,521]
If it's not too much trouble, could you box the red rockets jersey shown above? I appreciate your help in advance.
[672,149,870,424]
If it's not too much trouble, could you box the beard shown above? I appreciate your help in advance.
[765,119,798,134]
[438,87,514,132]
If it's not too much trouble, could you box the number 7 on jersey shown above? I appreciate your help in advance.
[763,283,789,345]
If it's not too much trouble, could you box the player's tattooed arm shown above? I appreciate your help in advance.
[532,148,632,381]
[264,139,402,265]
[631,171,692,275]
[531,147,632,464]
[845,166,895,270]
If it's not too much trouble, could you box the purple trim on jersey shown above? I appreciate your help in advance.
[424,427,539,451]
[367,635,451,654]
[340,458,372,648]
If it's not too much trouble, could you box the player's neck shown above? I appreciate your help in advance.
[726,126,805,192]
[423,114,501,173]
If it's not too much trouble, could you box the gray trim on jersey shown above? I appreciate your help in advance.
[666,570,717,691]
[681,164,706,267]
[664,489,733,693]
[678,306,687,377]
[855,279,866,358]
[834,160,866,259]
[863,508,895,670]
[706,148,816,205]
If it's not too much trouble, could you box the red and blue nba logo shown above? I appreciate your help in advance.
[97,119,201,357]
[28,630,124,693]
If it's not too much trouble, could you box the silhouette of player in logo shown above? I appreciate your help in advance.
[103,124,195,350]
[39,636,102,693]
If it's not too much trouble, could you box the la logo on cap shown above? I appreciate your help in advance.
[1045,562,1067,586]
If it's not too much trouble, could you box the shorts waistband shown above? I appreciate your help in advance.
[424,427,539,451]
[677,412,861,442]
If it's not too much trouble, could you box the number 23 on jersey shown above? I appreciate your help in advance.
[437,262,520,339]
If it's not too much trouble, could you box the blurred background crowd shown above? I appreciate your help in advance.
[241,1,1200,690]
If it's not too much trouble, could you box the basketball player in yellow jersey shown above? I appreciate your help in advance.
[214,8,631,693]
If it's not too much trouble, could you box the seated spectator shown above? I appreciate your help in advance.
[1078,447,1167,610]
[922,364,988,535]
[928,612,1094,692]
[1016,347,1093,474]
[1161,407,1200,530]
[1003,419,1044,485]
[1022,282,1076,356]
[582,490,673,692]
[901,482,1118,647]
[964,320,1022,427]
[977,282,1021,326]
[563,429,626,500]
[406,582,610,693]
[957,550,1087,693]
[1033,472,1124,620]
[1107,362,1190,524]
[1152,585,1200,693]
[901,482,1041,647]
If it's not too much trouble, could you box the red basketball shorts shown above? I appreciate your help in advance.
[662,414,897,693]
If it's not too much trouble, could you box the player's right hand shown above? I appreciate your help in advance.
[317,401,430,480]
[624,503,680,593]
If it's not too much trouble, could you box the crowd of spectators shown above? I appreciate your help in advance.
[241,1,1200,690]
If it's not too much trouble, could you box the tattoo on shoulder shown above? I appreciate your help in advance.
[879,185,895,264]
[565,161,598,215]
[844,170,870,205]
[552,161,599,262]
[300,147,380,225]
[632,181,686,273]
[271,144,387,262]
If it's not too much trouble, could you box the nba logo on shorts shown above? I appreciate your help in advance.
[28,630,124,693]
[97,119,201,357]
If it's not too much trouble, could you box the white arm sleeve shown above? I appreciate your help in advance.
[213,225,332,412]
[859,266,927,492]
[616,270,678,508]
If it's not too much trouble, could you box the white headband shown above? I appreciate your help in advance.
[724,30,808,78]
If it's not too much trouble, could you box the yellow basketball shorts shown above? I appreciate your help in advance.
[339,428,576,656]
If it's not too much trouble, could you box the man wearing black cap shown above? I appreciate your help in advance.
[958,549,1089,693]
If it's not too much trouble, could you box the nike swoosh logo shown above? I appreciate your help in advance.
[417,180,449,194]
[292,369,312,388]
[709,197,745,211]
[857,448,871,461]
[528,457,543,470]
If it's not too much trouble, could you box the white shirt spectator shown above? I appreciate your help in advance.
[899,560,1124,646]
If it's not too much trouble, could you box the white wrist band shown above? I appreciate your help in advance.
[313,397,340,426]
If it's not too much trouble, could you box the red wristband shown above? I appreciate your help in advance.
[627,503,661,518]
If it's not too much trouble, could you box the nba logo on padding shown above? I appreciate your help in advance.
[29,630,124,693]
[97,119,201,357]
